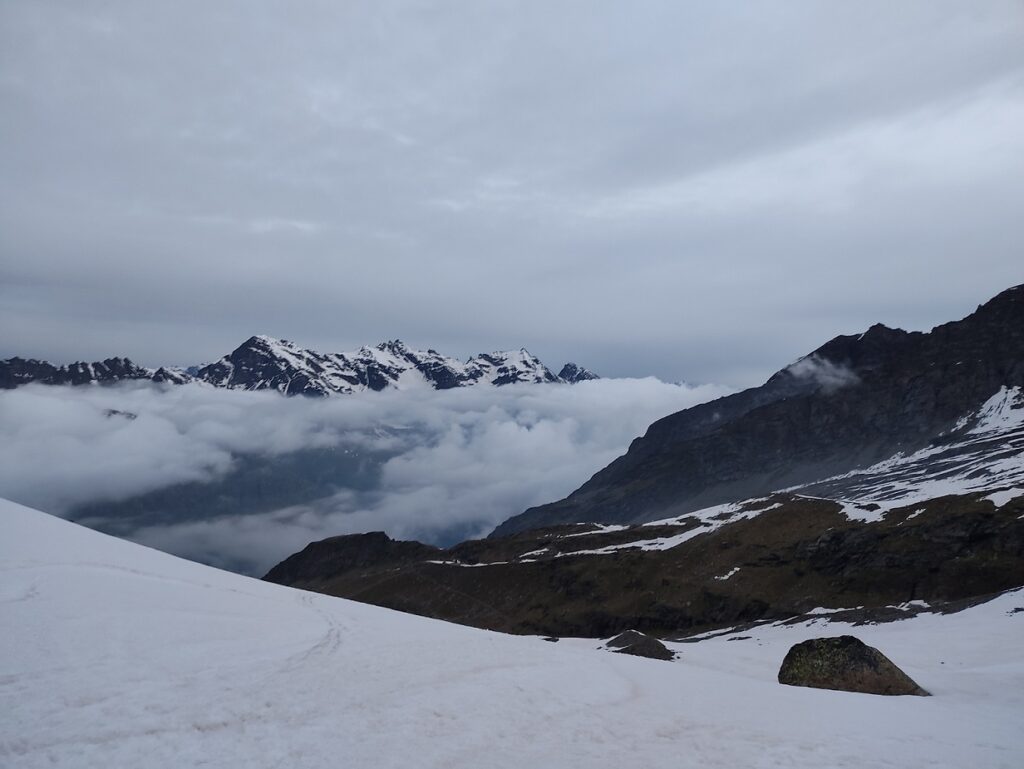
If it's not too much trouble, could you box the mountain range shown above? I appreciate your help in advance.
[0,335,599,395]
[4,285,1023,768]
[264,284,1024,638]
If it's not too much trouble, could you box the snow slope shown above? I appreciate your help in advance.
[796,385,1024,521]
[2,498,1022,768]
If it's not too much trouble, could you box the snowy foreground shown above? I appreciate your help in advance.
[2,498,1022,768]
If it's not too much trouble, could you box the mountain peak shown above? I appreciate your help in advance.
[494,281,1024,536]
[559,362,600,383]
[377,339,409,354]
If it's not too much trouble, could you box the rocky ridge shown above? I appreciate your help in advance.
[1,336,598,396]
[264,489,1024,638]
[493,284,1024,536]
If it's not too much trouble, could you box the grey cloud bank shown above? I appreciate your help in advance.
[0,379,730,573]
[2,2,1023,386]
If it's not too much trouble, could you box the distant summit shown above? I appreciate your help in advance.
[1,336,596,396]
[195,336,565,396]
[0,356,191,390]
[558,362,600,383]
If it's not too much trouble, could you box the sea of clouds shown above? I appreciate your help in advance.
[0,378,731,574]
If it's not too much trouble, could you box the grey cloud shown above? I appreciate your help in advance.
[786,355,860,393]
[0,379,731,573]
[2,2,1023,386]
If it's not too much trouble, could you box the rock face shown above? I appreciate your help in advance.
[1,336,582,395]
[778,636,929,696]
[558,362,600,383]
[493,284,1024,536]
[0,356,164,389]
[263,531,440,585]
[606,630,675,660]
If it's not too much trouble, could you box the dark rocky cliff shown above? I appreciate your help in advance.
[492,285,1024,537]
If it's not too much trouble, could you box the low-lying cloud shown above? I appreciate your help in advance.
[0,379,730,574]
[786,355,861,393]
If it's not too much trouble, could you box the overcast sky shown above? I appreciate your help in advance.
[2,1,1022,386]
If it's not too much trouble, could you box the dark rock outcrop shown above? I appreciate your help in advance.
[264,492,1024,638]
[0,356,162,389]
[778,636,929,696]
[558,362,600,383]
[493,284,1024,536]
[263,531,441,585]
[606,630,675,660]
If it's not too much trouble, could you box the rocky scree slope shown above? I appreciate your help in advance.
[492,284,1024,536]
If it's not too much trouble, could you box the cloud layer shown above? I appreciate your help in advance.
[0,380,730,573]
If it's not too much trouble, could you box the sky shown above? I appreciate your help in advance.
[1,1,1023,386]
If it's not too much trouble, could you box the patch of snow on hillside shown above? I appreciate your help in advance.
[968,386,1024,434]
[986,488,1023,508]
[553,500,782,557]
[790,387,1024,521]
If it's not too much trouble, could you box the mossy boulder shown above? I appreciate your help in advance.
[778,635,929,696]
[606,630,675,661]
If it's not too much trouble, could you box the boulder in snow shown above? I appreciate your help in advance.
[606,630,675,661]
[778,635,929,696]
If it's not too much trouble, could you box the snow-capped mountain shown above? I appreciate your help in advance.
[196,336,564,395]
[0,336,597,396]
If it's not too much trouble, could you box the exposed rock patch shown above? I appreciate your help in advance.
[606,630,675,661]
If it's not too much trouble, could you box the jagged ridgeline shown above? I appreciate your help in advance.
[494,283,1024,535]
[0,337,599,395]
[264,284,1024,638]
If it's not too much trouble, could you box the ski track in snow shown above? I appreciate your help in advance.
[1,497,1023,768]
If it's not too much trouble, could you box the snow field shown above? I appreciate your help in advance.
[2,498,1022,768]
